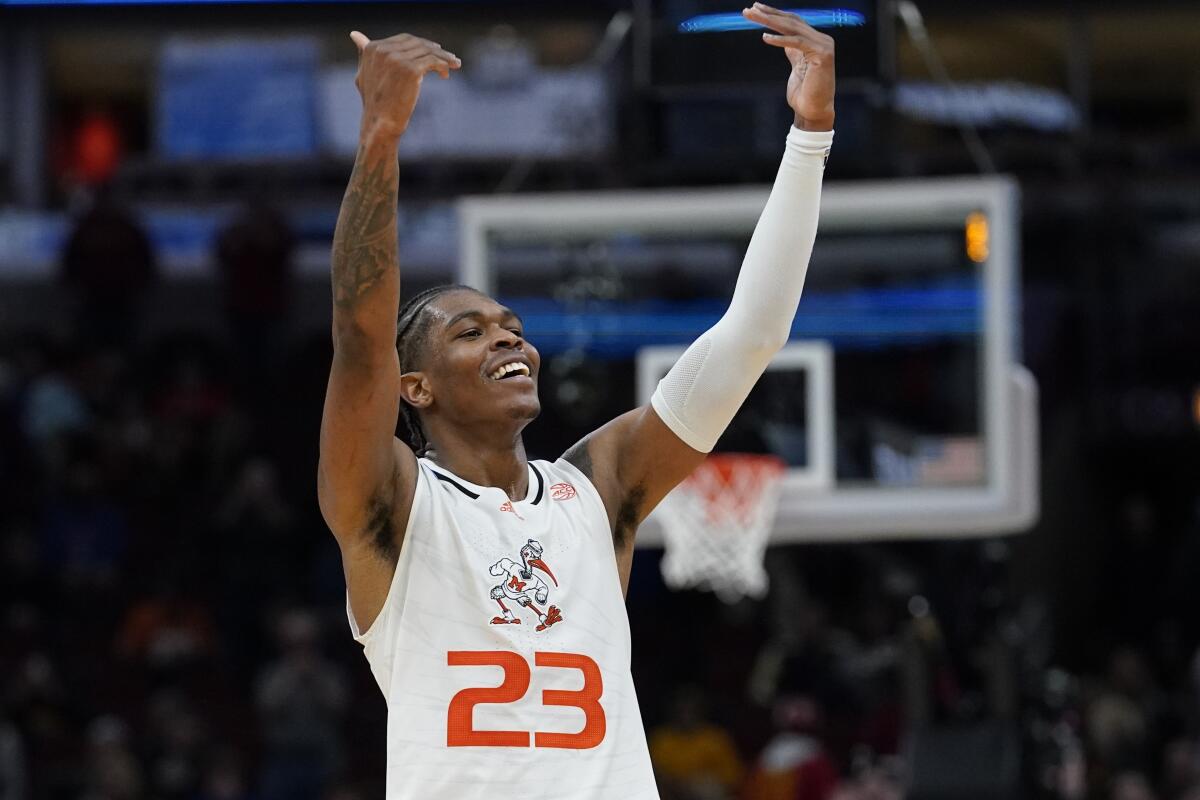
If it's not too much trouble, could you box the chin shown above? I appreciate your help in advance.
[500,387,540,421]
[508,399,541,422]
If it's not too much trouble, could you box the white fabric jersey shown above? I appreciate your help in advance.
[346,456,660,799]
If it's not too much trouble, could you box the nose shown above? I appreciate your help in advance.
[492,328,523,350]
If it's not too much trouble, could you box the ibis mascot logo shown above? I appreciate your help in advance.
[487,539,564,632]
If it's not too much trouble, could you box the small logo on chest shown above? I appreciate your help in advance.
[486,538,564,633]
[550,482,576,501]
[498,500,525,521]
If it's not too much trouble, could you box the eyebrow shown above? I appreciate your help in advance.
[444,307,523,330]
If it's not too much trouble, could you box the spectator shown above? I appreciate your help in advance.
[1110,771,1158,800]
[214,457,300,664]
[155,353,231,425]
[218,456,292,531]
[115,577,218,673]
[19,343,90,455]
[0,714,28,800]
[1087,648,1159,775]
[1162,738,1200,800]
[256,609,348,800]
[741,696,839,800]
[215,203,295,388]
[81,716,143,800]
[60,197,157,348]
[5,654,75,798]
[143,690,210,800]
[195,751,256,800]
[38,455,128,590]
[899,599,961,727]
[649,686,744,800]
[828,762,904,800]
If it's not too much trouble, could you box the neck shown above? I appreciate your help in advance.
[425,423,530,501]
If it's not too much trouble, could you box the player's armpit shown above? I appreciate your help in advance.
[563,405,706,550]
[320,431,419,635]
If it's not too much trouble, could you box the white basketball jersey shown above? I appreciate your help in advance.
[345,456,660,799]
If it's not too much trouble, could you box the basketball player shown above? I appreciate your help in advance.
[318,5,835,797]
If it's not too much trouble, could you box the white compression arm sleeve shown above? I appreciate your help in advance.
[650,126,833,452]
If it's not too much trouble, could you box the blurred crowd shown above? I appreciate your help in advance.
[1,198,1200,800]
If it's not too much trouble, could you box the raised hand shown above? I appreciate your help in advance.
[349,31,462,140]
[741,3,836,131]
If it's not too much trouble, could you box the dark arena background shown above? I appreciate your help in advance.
[1,1,1199,799]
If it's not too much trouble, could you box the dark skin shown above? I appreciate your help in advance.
[319,6,836,633]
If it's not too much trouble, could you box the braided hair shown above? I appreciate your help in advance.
[395,284,482,457]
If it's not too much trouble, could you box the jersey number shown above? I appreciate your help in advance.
[446,650,606,749]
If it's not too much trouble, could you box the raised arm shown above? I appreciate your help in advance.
[563,4,836,579]
[318,32,460,627]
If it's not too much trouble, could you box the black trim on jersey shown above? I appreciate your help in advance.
[431,470,480,500]
[426,462,543,504]
[530,464,545,505]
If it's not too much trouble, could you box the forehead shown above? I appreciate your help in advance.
[427,290,514,323]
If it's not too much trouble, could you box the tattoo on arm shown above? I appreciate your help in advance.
[331,144,399,312]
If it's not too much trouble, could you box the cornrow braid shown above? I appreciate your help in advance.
[395,283,481,457]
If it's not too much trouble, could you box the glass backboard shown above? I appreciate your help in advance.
[457,176,1037,542]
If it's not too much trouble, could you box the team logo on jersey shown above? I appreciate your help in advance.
[550,482,577,501]
[488,539,564,632]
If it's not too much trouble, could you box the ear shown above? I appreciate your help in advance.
[399,372,433,409]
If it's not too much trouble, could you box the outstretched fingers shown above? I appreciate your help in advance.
[759,33,833,65]
[741,4,834,59]
[743,1,815,29]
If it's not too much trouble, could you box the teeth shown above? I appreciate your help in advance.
[489,362,530,380]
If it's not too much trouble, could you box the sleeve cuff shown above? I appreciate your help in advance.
[784,126,834,167]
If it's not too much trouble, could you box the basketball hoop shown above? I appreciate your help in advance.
[656,454,787,603]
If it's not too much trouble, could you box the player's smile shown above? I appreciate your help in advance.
[474,339,538,394]
[484,355,536,391]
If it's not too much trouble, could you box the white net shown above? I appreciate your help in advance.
[656,454,787,603]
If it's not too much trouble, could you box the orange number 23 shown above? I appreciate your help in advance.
[447,650,606,749]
